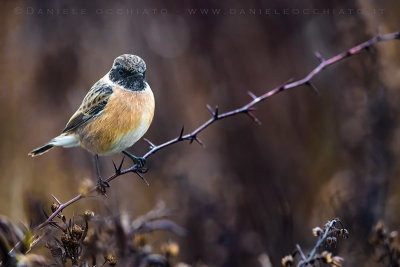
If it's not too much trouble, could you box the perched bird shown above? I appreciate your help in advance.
[29,54,155,190]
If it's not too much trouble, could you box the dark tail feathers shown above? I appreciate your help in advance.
[28,144,54,157]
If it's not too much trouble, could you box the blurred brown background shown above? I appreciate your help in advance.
[0,0,400,266]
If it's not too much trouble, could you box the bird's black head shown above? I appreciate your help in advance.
[109,54,147,91]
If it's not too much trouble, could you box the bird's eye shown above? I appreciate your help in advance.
[118,69,124,75]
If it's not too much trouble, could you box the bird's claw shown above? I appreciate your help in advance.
[122,151,146,169]
[132,164,148,173]
[134,157,146,169]
[96,179,110,195]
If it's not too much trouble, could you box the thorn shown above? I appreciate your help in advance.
[188,135,205,147]
[112,160,118,172]
[191,135,205,147]
[51,195,62,205]
[247,91,257,100]
[284,77,295,84]
[314,51,325,62]
[207,104,219,119]
[118,156,125,172]
[306,81,320,95]
[214,105,219,119]
[246,111,262,125]
[277,77,295,92]
[178,126,184,141]
[112,157,124,174]
[135,171,150,186]
[143,138,156,149]
[206,104,214,115]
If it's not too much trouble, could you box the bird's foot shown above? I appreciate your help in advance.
[94,154,109,195]
[122,151,146,170]
[96,177,110,195]
[122,151,149,185]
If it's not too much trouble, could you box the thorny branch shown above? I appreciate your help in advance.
[35,31,400,231]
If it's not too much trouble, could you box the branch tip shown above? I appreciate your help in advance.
[206,104,213,114]
[314,51,325,62]
[207,104,219,119]
[247,91,257,100]
[143,138,156,149]
[306,81,320,95]
[296,244,306,260]
[195,136,205,147]
[51,195,62,205]
[246,111,262,125]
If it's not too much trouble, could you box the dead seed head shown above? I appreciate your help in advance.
[72,224,84,239]
[83,210,95,220]
[104,253,117,266]
[79,178,95,196]
[161,241,180,257]
[51,202,60,213]
[133,234,147,248]
[281,255,294,266]
[312,226,323,237]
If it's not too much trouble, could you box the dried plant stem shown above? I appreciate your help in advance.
[35,31,399,231]
[298,218,339,267]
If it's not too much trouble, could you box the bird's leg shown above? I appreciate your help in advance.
[94,154,109,194]
[122,150,146,169]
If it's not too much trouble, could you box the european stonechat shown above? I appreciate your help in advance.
[29,54,155,189]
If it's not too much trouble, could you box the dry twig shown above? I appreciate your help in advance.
[35,31,400,232]
[298,218,343,267]
[282,218,348,267]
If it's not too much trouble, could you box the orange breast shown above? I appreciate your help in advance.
[77,86,155,154]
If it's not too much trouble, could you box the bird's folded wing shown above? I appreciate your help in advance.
[63,81,114,133]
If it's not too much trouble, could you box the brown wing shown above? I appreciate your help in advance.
[63,81,114,133]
